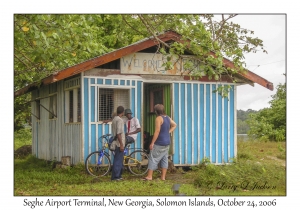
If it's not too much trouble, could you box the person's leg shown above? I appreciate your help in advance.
[143,169,154,180]
[143,145,164,180]
[111,147,124,180]
[160,168,167,180]
[143,145,160,180]
[159,146,169,180]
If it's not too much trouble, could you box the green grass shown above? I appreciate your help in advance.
[14,130,286,196]
[14,128,32,150]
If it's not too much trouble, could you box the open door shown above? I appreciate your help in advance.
[143,83,173,154]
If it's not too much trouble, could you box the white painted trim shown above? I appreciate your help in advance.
[65,90,70,123]
[210,84,212,162]
[102,124,105,150]
[88,78,92,155]
[129,83,132,112]
[143,79,237,85]
[216,85,218,163]
[96,122,98,152]
[178,83,182,164]
[73,88,78,123]
[185,83,187,164]
[94,85,97,122]
[81,73,85,162]
[198,84,200,164]
[135,80,137,120]
[228,87,231,162]
[222,85,224,163]
[143,80,173,84]
[109,124,112,135]
[171,83,175,155]
[141,81,144,150]
[90,84,134,88]
[83,75,237,85]
[234,85,237,158]
[203,84,206,159]
[191,83,194,164]
[106,75,143,79]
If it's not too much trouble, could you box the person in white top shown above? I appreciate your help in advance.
[123,109,141,144]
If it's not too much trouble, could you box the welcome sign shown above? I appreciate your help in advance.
[120,52,203,75]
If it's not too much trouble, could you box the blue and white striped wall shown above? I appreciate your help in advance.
[82,76,143,161]
[82,74,237,165]
[172,83,236,165]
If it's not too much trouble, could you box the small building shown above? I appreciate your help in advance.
[14,31,273,166]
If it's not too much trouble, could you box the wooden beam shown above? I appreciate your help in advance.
[14,83,38,98]
[222,58,273,91]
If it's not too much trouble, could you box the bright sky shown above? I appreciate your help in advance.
[232,15,286,111]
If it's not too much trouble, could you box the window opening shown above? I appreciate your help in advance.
[98,88,129,121]
[150,88,164,112]
[69,90,74,122]
[77,89,81,122]
[99,89,113,121]
[65,88,81,123]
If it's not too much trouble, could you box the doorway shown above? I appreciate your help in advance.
[143,83,172,153]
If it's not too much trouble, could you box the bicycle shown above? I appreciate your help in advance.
[85,134,149,177]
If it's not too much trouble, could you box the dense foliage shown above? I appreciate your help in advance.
[14,14,267,130]
[247,83,286,141]
[237,109,257,134]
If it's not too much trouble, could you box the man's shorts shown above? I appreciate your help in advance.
[148,144,169,170]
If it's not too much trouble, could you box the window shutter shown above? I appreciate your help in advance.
[113,89,130,112]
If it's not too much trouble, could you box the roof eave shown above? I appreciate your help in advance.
[14,30,273,98]
[222,58,273,91]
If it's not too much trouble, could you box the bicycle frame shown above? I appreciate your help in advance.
[85,134,149,177]
[94,135,111,165]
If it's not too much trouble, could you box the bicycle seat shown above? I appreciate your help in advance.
[125,142,134,147]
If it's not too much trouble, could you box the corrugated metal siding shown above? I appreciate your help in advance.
[31,80,82,164]
[83,77,143,160]
[172,82,236,165]
[31,74,236,166]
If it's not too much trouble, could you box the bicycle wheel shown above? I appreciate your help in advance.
[127,150,149,176]
[85,151,111,177]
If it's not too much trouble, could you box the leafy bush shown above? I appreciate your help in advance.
[247,83,286,142]
[14,128,32,150]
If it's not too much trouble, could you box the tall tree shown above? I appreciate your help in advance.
[14,14,267,130]
[247,83,286,141]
